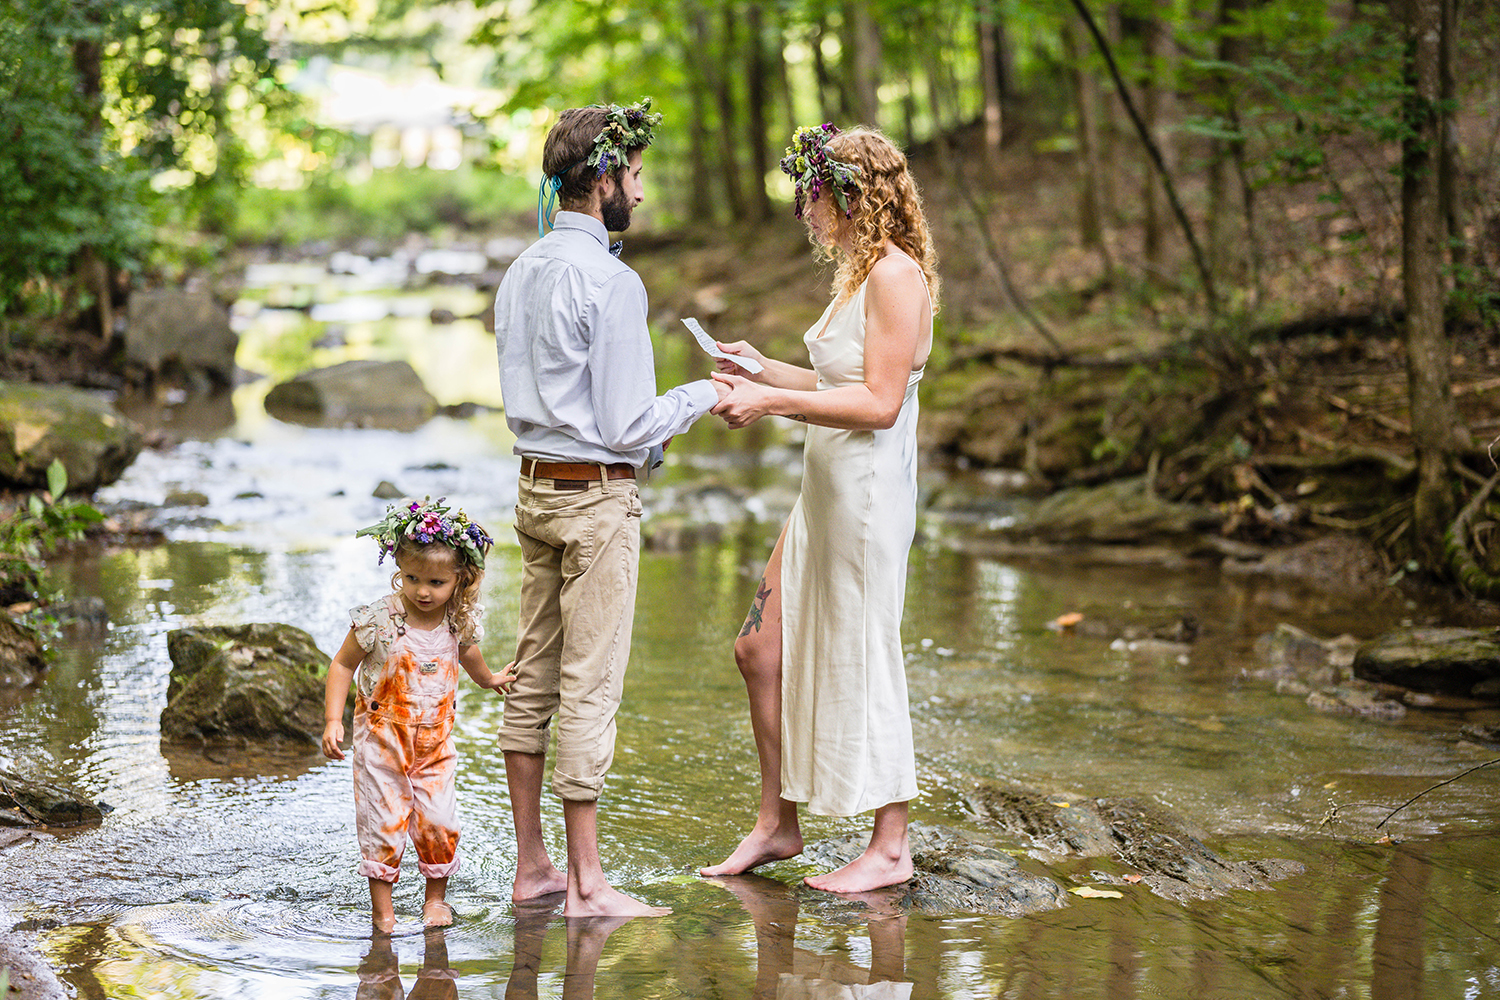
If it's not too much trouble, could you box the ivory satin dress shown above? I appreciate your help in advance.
[779,268,930,817]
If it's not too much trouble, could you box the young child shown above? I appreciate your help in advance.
[322,496,515,934]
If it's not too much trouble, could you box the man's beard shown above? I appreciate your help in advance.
[601,183,633,232]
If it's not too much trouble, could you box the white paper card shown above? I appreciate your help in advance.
[682,317,764,374]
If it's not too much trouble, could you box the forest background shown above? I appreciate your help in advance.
[0,0,1498,597]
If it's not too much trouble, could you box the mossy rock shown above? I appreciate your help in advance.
[162,623,350,745]
[0,380,143,491]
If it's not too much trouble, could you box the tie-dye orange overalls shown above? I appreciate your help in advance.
[349,594,464,882]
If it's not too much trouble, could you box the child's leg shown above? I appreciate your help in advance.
[369,877,396,934]
[422,876,452,927]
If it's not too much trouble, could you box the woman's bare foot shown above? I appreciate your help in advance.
[700,825,803,877]
[566,882,670,917]
[513,863,568,903]
[422,899,454,927]
[803,849,913,894]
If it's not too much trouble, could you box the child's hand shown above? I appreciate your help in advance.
[322,720,346,761]
[490,660,518,695]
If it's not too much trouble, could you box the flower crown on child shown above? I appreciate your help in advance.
[538,97,662,236]
[779,123,862,221]
[355,497,494,570]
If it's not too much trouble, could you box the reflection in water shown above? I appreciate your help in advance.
[504,897,633,1000]
[358,927,459,1000]
[711,875,912,1000]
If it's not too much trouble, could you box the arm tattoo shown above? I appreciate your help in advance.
[739,578,773,637]
[788,414,808,422]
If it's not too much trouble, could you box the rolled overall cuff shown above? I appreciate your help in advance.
[418,856,461,879]
[358,858,401,883]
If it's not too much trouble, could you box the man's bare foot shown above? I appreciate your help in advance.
[803,849,913,894]
[699,826,803,877]
[513,864,568,902]
[422,899,454,927]
[566,882,671,917]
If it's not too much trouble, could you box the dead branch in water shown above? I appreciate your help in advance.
[1377,757,1500,829]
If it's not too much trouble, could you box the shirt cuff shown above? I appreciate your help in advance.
[685,378,720,416]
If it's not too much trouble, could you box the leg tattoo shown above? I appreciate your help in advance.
[739,579,772,637]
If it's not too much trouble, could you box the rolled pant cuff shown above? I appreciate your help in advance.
[498,725,551,756]
[359,859,401,883]
[552,769,605,802]
[418,857,461,879]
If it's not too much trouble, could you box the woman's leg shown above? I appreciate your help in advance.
[803,800,913,893]
[700,525,802,876]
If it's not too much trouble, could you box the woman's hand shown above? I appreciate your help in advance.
[711,372,779,429]
[714,340,768,382]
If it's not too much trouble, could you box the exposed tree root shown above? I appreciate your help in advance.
[1445,468,1500,599]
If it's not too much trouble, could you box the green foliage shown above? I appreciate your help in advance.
[228,166,535,245]
[0,0,292,317]
[0,459,106,603]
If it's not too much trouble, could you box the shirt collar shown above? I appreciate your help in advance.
[552,211,610,250]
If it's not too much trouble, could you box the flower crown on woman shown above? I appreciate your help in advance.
[355,496,493,570]
[779,123,862,220]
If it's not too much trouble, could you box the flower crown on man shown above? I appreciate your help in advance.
[779,123,862,221]
[355,496,494,570]
[537,97,662,236]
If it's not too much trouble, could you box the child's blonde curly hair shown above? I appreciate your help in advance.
[390,538,485,644]
[816,128,941,314]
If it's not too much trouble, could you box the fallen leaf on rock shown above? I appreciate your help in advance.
[1122,873,1143,883]
[1069,886,1124,899]
[1051,612,1085,629]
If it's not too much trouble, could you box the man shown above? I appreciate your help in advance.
[493,99,726,917]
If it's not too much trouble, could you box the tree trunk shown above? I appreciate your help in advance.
[679,30,714,221]
[845,0,881,126]
[745,2,773,222]
[976,4,1003,176]
[1401,0,1468,569]
[1207,0,1252,290]
[702,5,746,221]
[72,33,112,341]
[811,21,842,123]
[1064,16,1112,275]
[1140,6,1175,277]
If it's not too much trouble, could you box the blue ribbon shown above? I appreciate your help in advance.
[537,174,563,237]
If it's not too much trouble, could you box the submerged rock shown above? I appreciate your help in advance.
[0,380,144,491]
[0,770,107,828]
[161,623,350,745]
[802,823,1067,917]
[1223,534,1390,595]
[964,781,1304,901]
[1249,624,1405,718]
[264,360,437,428]
[1353,627,1500,702]
[0,612,46,692]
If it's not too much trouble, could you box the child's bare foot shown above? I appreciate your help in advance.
[700,825,803,877]
[566,882,670,917]
[371,910,396,935]
[803,849,913,894]
[423,899,454,927]
[513,864,568,903]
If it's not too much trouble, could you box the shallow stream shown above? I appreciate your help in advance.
[2,253,1498,998]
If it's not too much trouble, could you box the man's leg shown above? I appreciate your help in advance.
[549,480,665,915]
[502,504,568,901]
[506,749,565,900]
[562,798,668,916]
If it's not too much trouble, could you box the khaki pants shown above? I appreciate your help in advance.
[500,474,642,801]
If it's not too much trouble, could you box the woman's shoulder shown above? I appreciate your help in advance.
[864,250,928,303]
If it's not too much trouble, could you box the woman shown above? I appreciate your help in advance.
[704,125,939,893]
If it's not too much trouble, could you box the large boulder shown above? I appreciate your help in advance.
[264,359,438,428]
[125,287,238,389]
[0,381,143,491]
[161,623,350,745]
[986,475,1222,546]
[1353,627,1500,701]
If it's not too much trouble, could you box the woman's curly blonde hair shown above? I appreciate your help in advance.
[816,128,940,314]
[390,538,485,644]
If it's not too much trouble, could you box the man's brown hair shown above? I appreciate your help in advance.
[543,107,630,209]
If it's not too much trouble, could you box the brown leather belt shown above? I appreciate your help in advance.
[520,457,637,482]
